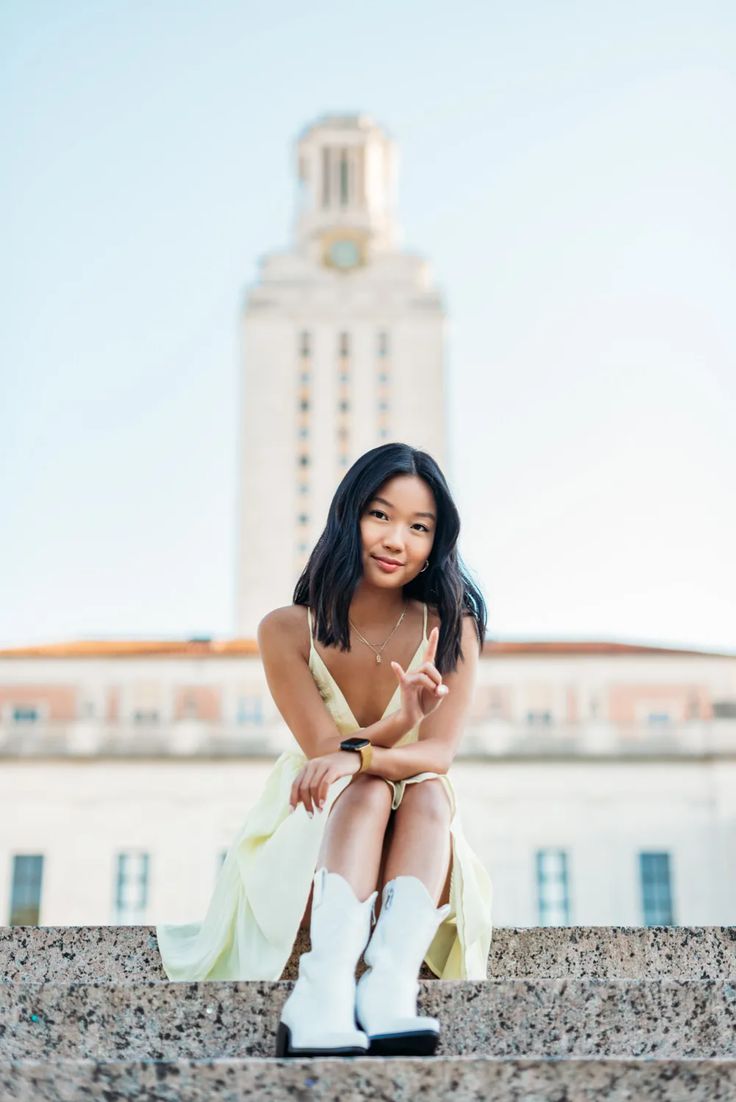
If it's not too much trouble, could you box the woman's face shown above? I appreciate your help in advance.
[359,474,437,585]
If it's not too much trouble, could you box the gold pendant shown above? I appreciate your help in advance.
[376,653,382,663]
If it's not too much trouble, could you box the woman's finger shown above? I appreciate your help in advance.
[295,770,315,815]
[417,661,442,687]
[409,671,440,693]
[425,625,439,663]
[316,768,336,810]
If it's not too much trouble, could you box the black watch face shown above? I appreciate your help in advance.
[341,737,370,750]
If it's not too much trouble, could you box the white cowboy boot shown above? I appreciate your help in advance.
[275,865,378,1057]
[355,874,451,1056]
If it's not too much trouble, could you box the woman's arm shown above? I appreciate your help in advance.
[284,614,480,814]
[257,607,414,759]
[362,613,480,780]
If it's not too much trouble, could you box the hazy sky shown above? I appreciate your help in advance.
[2,1,734,650]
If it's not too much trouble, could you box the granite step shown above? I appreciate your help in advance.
[1,1056,736,1102]
[1,978,735,1060]
[1,924,734,983]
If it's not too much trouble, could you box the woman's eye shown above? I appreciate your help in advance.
[369,509,429,532]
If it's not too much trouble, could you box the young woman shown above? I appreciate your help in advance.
[156,442,493,1059]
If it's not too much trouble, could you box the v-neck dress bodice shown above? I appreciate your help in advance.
[307,601,428,741]
[156,601,493,986]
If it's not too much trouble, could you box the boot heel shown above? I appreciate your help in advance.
[275,1020,290,1057]
[368,1029,440,1057]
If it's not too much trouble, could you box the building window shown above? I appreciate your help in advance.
[646,712,671,726]
[639,852,674,925]
[535,848,570,925]
[526,710,553,726]
[132,709,159,724]
[12,705,40,723]
[298,455,310,467]
[299,330,311,358]
[377,331,389,357]
[338,332,350,357]
[236,696,263,725]
[114,852,150,924]
[9,855,44,925]
[713,699,736,718]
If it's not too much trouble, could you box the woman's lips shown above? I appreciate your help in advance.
[372,556,402,572]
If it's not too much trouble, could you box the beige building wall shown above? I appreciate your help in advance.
[1,640,735,929]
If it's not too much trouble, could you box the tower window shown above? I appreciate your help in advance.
[377,331,389,357]
[321,148,331,207]
[339,148,349,205]
[299,331,311,358]
[338,332,350,357]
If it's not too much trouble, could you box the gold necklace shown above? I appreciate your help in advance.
[348,601,408,664]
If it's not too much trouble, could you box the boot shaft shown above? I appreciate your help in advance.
[365,874,451,973]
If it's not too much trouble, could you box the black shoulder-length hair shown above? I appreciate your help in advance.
[292,442,487,675]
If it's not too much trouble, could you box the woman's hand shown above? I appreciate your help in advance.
[289,749,362,817]
[391,625,449,731]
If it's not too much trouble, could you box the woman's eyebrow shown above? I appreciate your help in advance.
[370,495,436,521]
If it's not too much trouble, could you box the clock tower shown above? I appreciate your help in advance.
[236,114,448,637]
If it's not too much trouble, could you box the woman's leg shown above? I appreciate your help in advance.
[377,778,453,913]
[299,773,394,930]
[354,778,454,1054]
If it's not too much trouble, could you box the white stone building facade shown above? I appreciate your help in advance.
[1,639,734,931]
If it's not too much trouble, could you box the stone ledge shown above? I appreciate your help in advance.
[1,1056,735,1102]
[1,925,734,983]
[2,979,735,1059]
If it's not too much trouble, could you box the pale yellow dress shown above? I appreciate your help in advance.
[156,601,493,982]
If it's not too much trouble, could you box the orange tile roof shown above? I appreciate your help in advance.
[0,638,733,660]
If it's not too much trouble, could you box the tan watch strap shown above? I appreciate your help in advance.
[358,742,373,772]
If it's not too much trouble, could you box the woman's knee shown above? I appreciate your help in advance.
[327,770,392,821]
[395,777,452,824]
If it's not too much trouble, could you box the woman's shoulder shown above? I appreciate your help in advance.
[257,604,310,660]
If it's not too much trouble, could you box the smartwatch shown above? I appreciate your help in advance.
[339,736,373,773]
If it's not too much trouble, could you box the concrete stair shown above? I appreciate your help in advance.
[1,925,735,1099]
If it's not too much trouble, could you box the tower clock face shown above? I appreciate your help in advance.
[328,238,361,270]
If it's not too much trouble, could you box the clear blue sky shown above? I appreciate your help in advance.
[2,1,734,650]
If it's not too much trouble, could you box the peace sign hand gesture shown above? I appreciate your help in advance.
[391,625,449,730]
